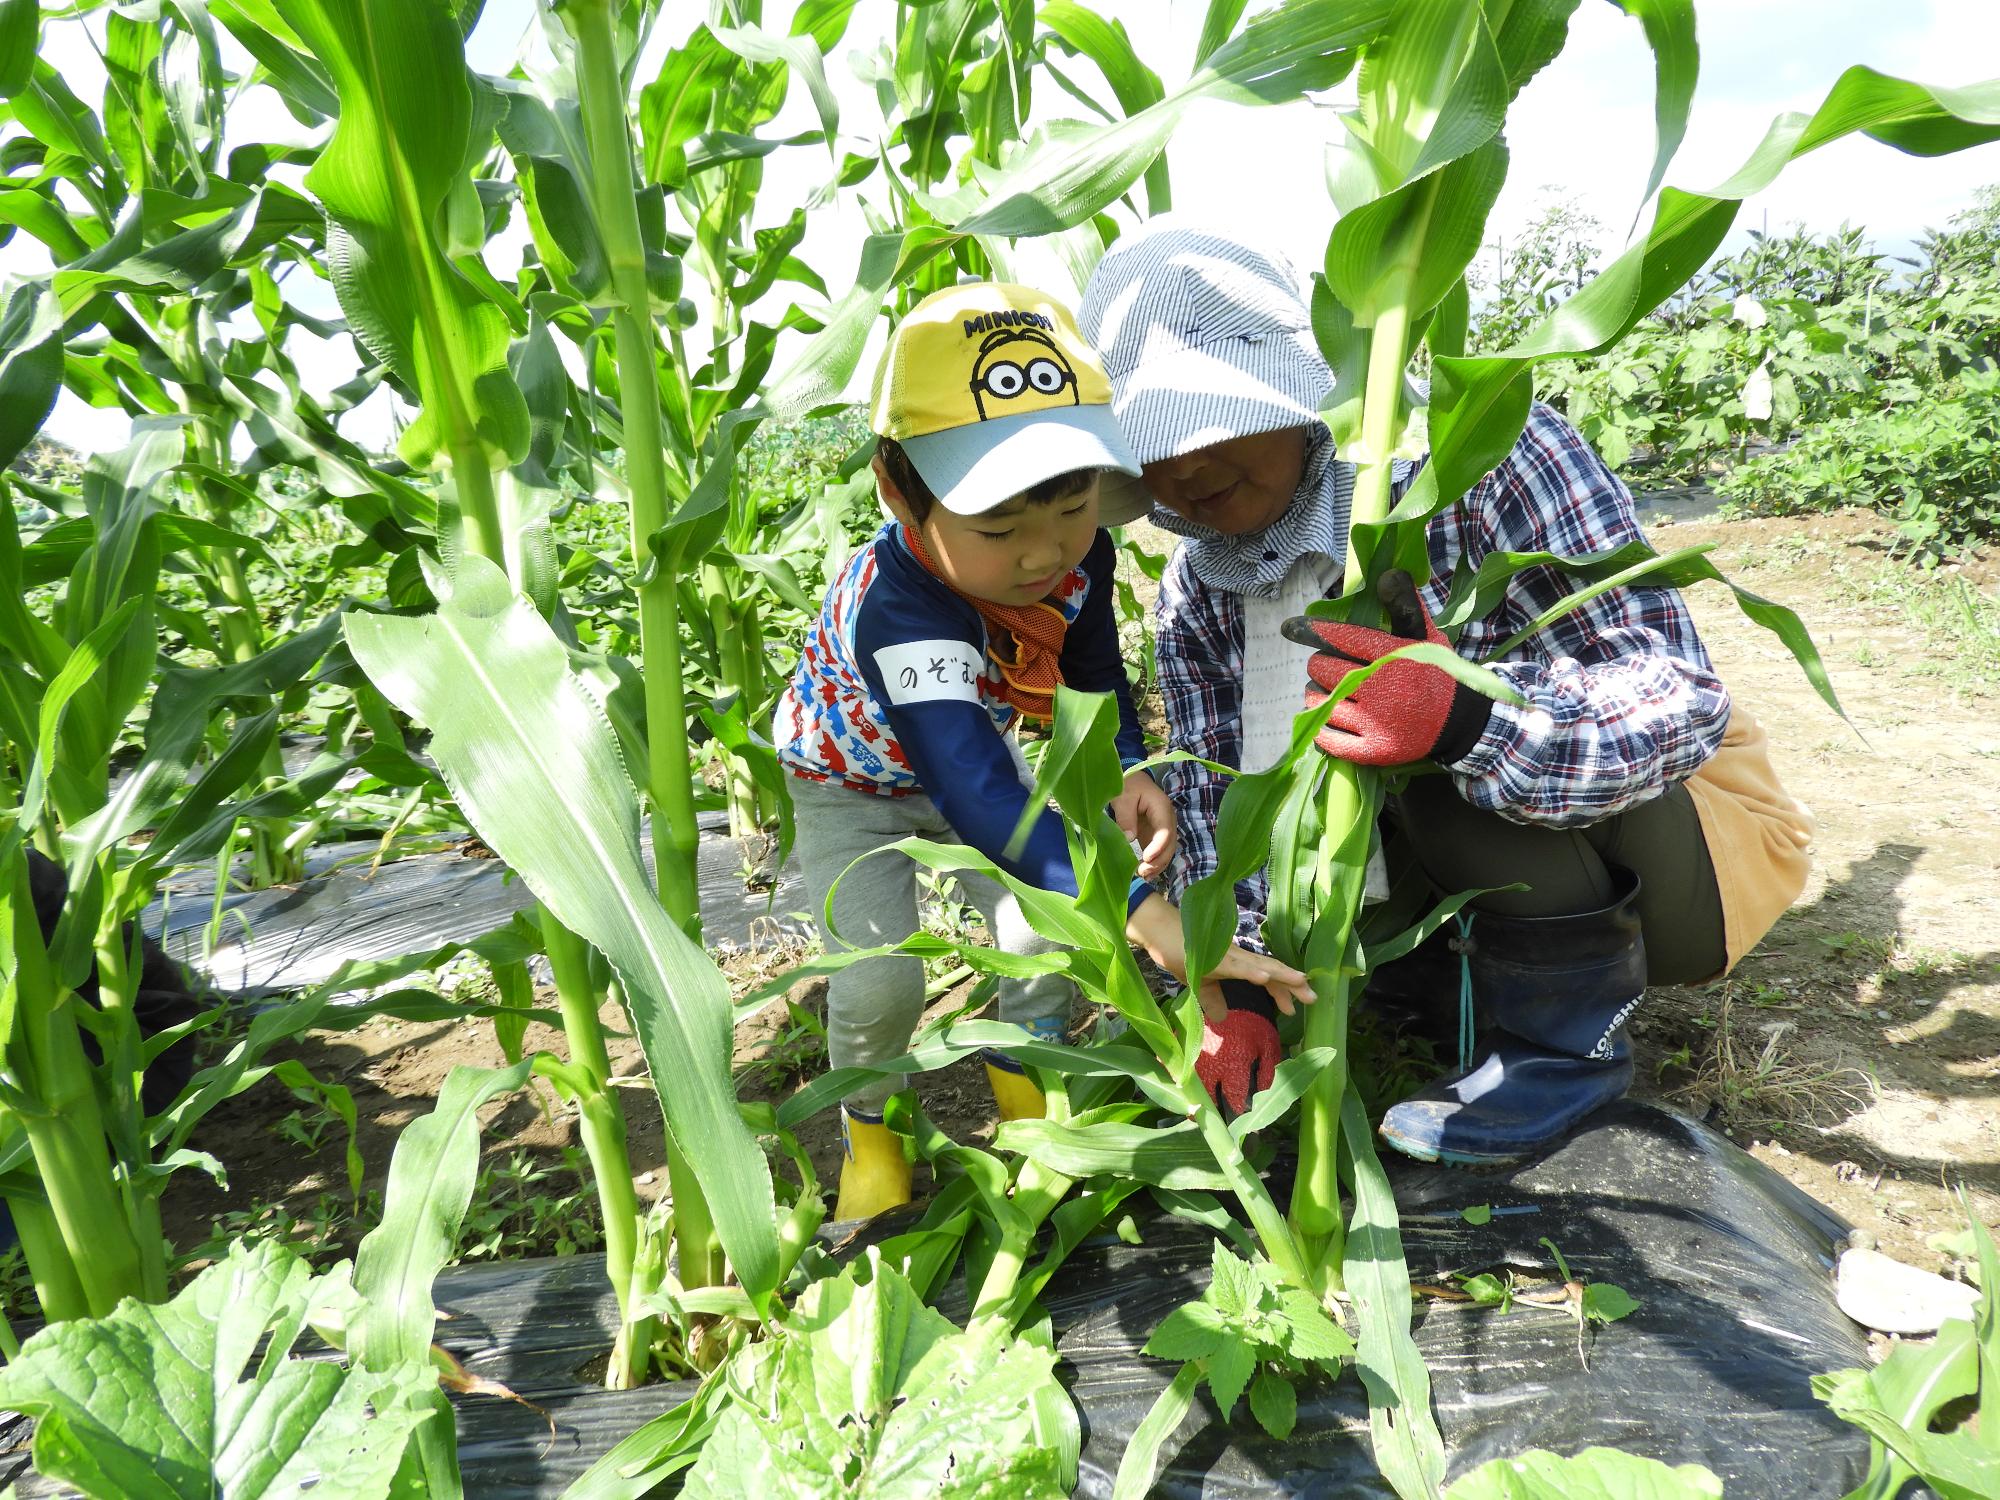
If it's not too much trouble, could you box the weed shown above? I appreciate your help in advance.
[272,1090,345,1156]
[734,997,830,1095]
[459,1149,604,1262]
[1671,998,1874,1128]
[181,1190,380,1271]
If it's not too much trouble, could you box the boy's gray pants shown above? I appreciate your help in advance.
[790,775,1076,1113]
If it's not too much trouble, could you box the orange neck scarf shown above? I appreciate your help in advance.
[901,524,1068,722]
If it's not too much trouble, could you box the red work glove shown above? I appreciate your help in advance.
[1195,986,1283,1120]
[1281,569,1493,769]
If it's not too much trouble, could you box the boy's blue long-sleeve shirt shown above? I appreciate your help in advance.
[775,523,1152,913]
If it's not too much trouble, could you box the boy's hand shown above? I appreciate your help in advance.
[1124,893,1314,1018]
[1110,769,1177,880]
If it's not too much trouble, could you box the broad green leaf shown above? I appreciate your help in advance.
[1038,2,1168,211]
[1461,1204,1493,1226]
[1580,1282,1639,1324]
[0,0,35,96]
[276,0,528,472]
[0,1238,434,1499]
[637,24,727,188]
[1143,1300,1229,1362]
[1249,1368,1298,1440]
[996,1115,1231,1191]
[1424,539,1846,719]
[712,24,840,165]
[349,1058,533,1499]
[343,558,778,1305]
[1193,0,1249,68]
[1276,1288,1354,1362]
[682,1251,1070,1499]
[1815,1317,1982,1500]
[1227,1046,1338,1140]
[1393,63,2000,570]
[1205,1335,1255,1421]
[1444,1447,1723,1499]
[774,1019,1165,1128]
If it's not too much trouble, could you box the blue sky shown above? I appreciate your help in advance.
[15,0,2000,453]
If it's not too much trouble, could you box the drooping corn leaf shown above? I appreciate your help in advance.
[343,558,779,1306]
[1341,1084,1446,1498]
[1374,63,2000,589]
[1611,0,1699,212]
[682,1250,1071,1500]
[1444,1446,1723,1499]
[0,1238,435,1500]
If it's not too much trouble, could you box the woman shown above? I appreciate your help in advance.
[1078,220,1814,1167]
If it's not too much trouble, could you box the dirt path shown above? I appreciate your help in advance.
[149,508,2000,1285]
[1627,508,2000,1267]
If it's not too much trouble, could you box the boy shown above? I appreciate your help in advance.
[775,284,1314,1219]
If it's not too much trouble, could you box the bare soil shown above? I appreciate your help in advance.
[157,507,2000,1280]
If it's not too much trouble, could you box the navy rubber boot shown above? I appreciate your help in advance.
[1379,870,1645,1168]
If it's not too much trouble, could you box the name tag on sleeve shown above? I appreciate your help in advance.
[874,640,984,706]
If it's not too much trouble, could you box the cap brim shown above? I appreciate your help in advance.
[900,404,1141,517]
[1110,328,1332,467]
[1096,471,1157,527]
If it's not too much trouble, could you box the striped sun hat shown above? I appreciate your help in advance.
[1078,219,1333,525]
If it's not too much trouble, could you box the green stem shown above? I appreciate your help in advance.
[541,909,652,1388]
[663,1129,724,1290]
[700,563,759,838]
[1190,1098,1311,1293]
[969,1157,1072,1327]
[90,905,168,1304]
[7,1196,88,1327]
[566,0,704,937]
[6,863,147,1320]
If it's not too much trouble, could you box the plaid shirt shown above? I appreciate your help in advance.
[1155,403,1731,932]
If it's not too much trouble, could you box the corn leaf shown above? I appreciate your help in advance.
[0,282,62,471]
[343,557,779,1306]
[1341,1084,1446,1497]
[1109,1360,1203,1500]
[276,0,527,472]
[995,1116,1231,1192]
[1611,0,1699,212]
[1389,64,2000,571]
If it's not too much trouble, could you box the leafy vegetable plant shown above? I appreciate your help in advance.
[0,1237,435,1500]
[1113,1241,1356,1500]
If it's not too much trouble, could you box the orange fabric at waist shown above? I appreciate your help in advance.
[1684,706,1815,974]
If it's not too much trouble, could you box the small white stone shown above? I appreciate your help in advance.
[1836,1247,1981,1335]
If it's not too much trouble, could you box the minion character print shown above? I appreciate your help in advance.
[969,322,1079,419]
[869,284,1137,519]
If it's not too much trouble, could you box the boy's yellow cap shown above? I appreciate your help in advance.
[871,283,1142,519]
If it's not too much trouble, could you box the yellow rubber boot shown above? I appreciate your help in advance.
[834,1107,911,1221]
[985,1061,1047,1123]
